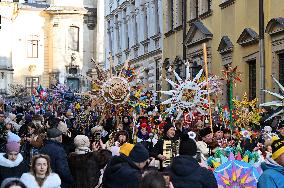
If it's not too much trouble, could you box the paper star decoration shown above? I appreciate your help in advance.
[160,65,210,119]
[233,93,261,128]
[222,66,242,84]
[260,75,284,121]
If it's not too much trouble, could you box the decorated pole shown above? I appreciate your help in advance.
[229,79,234,131]
[202,43,213,133]
[222,66,241,132]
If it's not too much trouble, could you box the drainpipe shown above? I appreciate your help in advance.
[259,0,265,103]
[182,0,187,62]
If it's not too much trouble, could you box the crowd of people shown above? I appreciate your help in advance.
[0,93,283,188]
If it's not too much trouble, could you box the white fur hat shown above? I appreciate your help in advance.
[57,121,68,134]
[74,135,90,148]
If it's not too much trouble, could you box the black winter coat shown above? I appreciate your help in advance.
[0,153,29,183]
[40,140,74,188]
[102,155,142,188]
[68,152,101,188]
[168,155,218,188]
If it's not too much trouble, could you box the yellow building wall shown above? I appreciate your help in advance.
[162,0,284,103]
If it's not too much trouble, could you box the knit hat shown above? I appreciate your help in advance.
[6,141,20,153]
[120,143,134,156]
[179,138,197,156]
[74,135,90,148]
[271,138,284,160]
[163,123,175,136]
[7,132,21,143]
[129,143,149,163]
[199,127,212,138]
[47,128,62,138]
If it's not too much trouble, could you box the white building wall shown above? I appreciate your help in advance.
[12,9,46,85]
[104,0,163,95]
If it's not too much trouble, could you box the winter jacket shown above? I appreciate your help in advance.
[21,172,61,188]
[102,154,142,188]
[258,157,284,188]
[168,155,218,188]
[0,153,28,182]
[40,140,73,188]
[68,151,101,188]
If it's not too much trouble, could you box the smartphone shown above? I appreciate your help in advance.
[94,132,101,142]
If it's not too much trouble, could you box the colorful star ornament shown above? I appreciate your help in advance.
[233,93,261,128]
[222,66,242,84]
[260,75,284,121]
[86,57,135,106]
[207,148,262,188]
[160,65,210,119]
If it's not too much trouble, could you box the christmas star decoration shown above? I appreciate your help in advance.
[233,93,261,128]
[160,64,210,119]
[260,75,284,121]
[222,66,242,84]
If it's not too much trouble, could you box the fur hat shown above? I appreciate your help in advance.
[91,126,103,134]
[120,143,134,156]
[6,141,20,153]
[8,113,16,121]
[74,135,90,148]
[7,132,21,143]
[57,121,68,134]
[129,143,149,163]
[163,123,175,136]
[278,120,284,130]
[272,138,284,160]
[199,127,212,138]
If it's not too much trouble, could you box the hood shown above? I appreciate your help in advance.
[0,153,23,168]
[105,155,139,178]
[261,156,284,175]
[170,155,200,176]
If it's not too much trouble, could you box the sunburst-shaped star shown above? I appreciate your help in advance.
[160,65,210,118]
[260,75,284,121]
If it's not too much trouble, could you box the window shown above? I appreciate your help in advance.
[27,40,38,58]
[68,26,79,52]
[132,1,138,44]
[166,0,174,31]
[154,0,160,33]
[26,77,39,89]
[175,0,182,27]
[190,0,199,20]
[107,20,113,53]
[248,60,256,100]
[143,6,148,39]
[123,8,129,49]
[0,15,1,30]
[279,53,284,89]
[115,14,121,51]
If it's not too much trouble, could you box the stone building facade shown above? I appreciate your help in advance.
[0,0,104,93]
[104,0,163,100]
[162,0,284,104]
